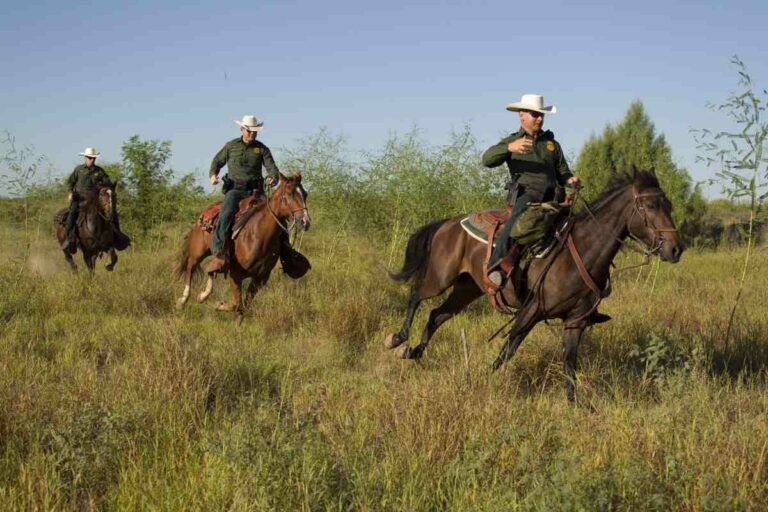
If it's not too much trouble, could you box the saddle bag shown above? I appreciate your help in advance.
[280,248,311,279]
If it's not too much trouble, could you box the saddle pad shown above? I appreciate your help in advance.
[459,209,508,245]
[197,196,263,232]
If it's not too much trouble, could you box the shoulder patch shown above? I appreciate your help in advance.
[546,141,556,152]
[253,148,262,155]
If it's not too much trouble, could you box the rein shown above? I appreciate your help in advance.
[265,184,308,236]
[578,187,676,273]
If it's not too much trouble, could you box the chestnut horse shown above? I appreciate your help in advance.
[174,173,310,321]
[55,185,119,273]
[386,169,683,401]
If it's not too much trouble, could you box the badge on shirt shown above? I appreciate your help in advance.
[546,141,556,152]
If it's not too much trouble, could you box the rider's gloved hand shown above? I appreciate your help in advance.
[265,176,277,189]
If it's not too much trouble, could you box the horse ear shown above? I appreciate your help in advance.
[649,167,657,178]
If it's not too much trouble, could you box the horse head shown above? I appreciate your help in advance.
[626,167,684,263]
[97,184,115,221]
[274,172,311,231]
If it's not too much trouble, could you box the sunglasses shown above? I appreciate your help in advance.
[523,110,544,118]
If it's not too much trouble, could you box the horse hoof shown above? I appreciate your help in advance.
[216,302,236,312]
[105,265,114,272]
[395,345,410,359]
[384,333,403,350]
[175,299,187,310]
[235,315,243,327]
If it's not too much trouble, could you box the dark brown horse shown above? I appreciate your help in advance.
[386,169,683,401]
[55,185,119,273]
[174,173,310,321]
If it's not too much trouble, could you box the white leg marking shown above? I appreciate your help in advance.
[198,276,214,303]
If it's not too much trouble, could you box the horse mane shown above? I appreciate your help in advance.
[575,168,660,219]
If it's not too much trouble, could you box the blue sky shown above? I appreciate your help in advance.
[1,0,766,197]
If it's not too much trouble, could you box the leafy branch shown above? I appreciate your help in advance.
[692,56,768,347]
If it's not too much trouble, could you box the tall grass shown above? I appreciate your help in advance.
[0,194,766,510]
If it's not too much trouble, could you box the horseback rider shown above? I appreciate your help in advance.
[482,94,610,323]
[63,147,127,251]
[206,115,280,274]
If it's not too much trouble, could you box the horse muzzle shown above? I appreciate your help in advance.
[300,212,311,232]
[659,240,684,263]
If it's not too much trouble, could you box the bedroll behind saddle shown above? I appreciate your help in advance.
[197,195,264,233]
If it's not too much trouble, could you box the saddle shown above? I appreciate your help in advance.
[197,195,264,233]
[53,206,93,228]
[459,209,509,245]
[460,206,570,312]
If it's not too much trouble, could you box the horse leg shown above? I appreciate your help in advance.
[105,249,118,271]
[492,302,540,370]
[63,249,78,273]
[174,228,212,308]
[197,276,214,303]
[82,250,96,273]
[384,283,422,350]
[398,274,482,360]
[244,275,268,306]
[216,272,244,313]
[562,326,585,403]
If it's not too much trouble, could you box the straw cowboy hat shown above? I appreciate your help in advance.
[505,94,557,114]
[234,115,264,132]
[78,147,101,158]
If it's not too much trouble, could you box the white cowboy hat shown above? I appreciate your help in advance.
[505,94,557,114]
[234,115,264,132]
[78,147,101,158]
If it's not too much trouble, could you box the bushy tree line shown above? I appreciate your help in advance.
[108,135,205,235]
[281,126,508,243]
[574,101,707,237]
[2,96,758,250]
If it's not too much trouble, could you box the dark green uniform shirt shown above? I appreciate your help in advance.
[67,163,112,195]
[209,137,279,190]
[482,128,573,199]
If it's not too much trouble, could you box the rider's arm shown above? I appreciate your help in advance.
[262,146,279,181]
[66,167,78,193]
[209,144,229,179]
[482,136,513,168]
[553,141,574,185]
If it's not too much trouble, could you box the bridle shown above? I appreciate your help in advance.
[265,182,309,236]
[625,187,678,257]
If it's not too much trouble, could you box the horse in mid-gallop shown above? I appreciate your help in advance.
[55,184,119,273]
[385,169,683,401]
[174,172,311,322]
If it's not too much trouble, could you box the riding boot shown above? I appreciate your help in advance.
[486,243,522,290]
[588,310,612,325]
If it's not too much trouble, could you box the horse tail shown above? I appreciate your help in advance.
[172,228,193,281]
[389,218,448,283]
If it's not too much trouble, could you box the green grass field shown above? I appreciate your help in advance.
[1,206,767,511]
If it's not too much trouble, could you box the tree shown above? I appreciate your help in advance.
[119,135,203,234]
[575,101,705,228]
[691,56,768,346]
